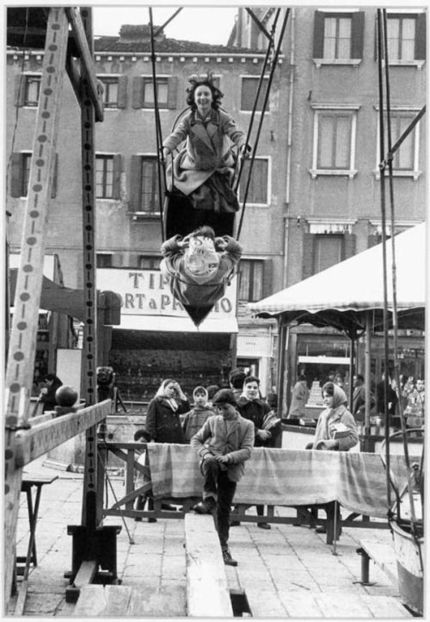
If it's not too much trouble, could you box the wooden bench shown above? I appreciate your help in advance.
[357,538,399,586]
[185,513,233,617]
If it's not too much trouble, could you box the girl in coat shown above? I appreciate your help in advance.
[162,73,250,237]
[306,382,358,543]
[145,379,189,444]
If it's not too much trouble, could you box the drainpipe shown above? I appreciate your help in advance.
[283,8,295,289]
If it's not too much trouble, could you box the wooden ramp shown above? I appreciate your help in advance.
[185,513,233,617]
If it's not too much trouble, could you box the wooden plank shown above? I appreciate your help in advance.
[360,539,398,585]
[4,8,70,603]
[185,513,233,617]
[14,400,111,467]
[73,560,97,590]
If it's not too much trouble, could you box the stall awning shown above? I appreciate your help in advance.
[248,223,426,335]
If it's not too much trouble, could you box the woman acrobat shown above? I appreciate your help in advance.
[162,73,251,238]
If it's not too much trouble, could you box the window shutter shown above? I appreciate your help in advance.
[117,76,128,109]
[374,14,379,61]
[50,153,58,198]
[132,77,143,109]
[167,76,178,110]
[343,233,356,259]
[129,155,141,212]
[15,75,25,106]
[313,11,325,58]
[112,154,122,199]
[351,11,365,59]
[302,232,315,280]
[262,258,273,298]
[10,153,24,197]
[415,13,426,60]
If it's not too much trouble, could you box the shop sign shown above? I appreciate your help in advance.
[97,268,237,320]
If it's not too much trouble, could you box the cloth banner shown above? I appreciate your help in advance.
[147,445,412,518]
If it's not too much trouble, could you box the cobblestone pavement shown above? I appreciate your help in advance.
[6,460,411,618]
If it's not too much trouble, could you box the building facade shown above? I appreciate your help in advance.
[6,7,426,405]
[233,6,426,405]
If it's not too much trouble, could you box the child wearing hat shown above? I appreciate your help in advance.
[182,385,214,442]
[190,388,254,567]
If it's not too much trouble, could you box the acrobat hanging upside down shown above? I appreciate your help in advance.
[160,225,242,326]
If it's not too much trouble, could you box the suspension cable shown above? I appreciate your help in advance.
[149,7,166,241]
[233,9,280,195]
[382,10,423,559]
[236,9,290,241]
[377,8,392,513]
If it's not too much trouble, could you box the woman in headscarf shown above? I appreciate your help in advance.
[145,379,189,444]
[306,382,358,543]
[310,381,358,451]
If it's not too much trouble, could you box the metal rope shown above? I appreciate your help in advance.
[376,9,392,513]
[236,9,290,241]
[233,9,280,195]
[149,8,167,241]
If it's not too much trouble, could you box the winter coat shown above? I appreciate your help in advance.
[182,405,215,442]
[145,396,189,444]
[190,413,254,482]
[236,396,271,447]
[307,384,358,451]
[163,109,247,195]
[160,235,241,308]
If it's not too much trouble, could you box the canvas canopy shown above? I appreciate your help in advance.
[249,224,426,337]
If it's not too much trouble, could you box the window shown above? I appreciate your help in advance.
[98,77,118,108]
[97,254,113,268]
[21,153,32,196]
[129,155,160,213]
[143,77,168,108]
[302,229,356,279]
[95,154,121,199]
[9,152,57,198]
[385,13,426,63]
[23,74,41,106]
[96,155,114,198]
[310,106,359,178]
[238,259,264,302]
[313,11,364,63]
[375,109,422,179]
[132,76,177,109]
[238,157,270,205]
[240,76,269,111]
[313,235,344,274]
[97,75,127,109]
[139,256,161,270]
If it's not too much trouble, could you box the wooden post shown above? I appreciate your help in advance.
[79,6,99,530]
[4,7,69,602]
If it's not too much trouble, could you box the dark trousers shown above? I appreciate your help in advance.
[201,459,237,549]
